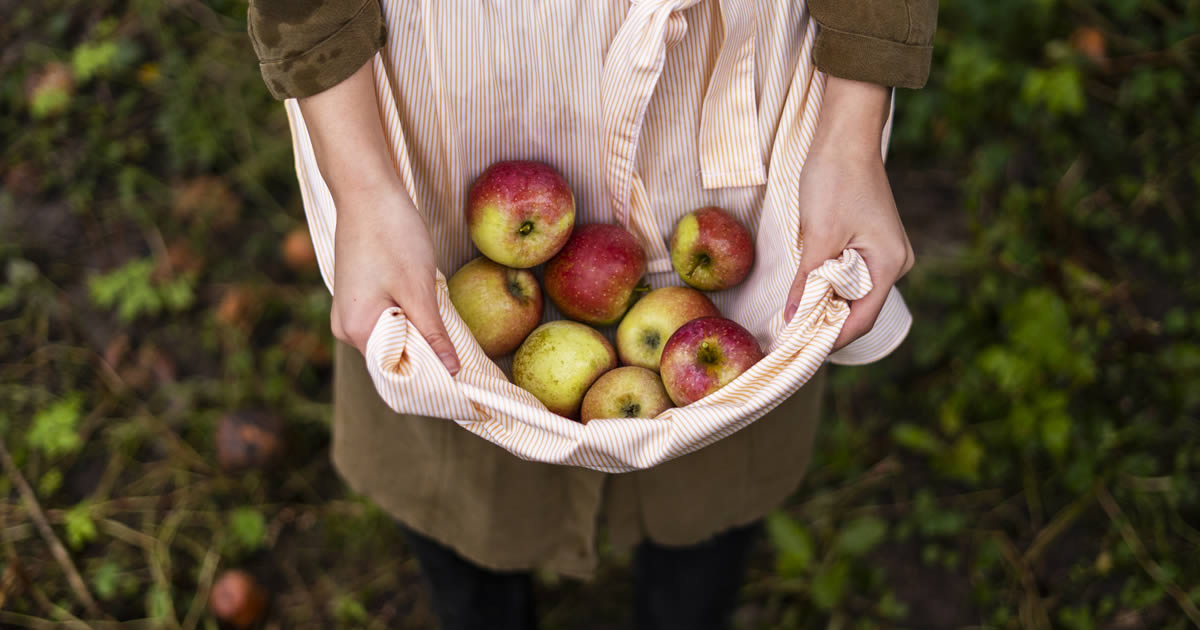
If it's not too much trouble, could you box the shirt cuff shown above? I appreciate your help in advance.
[254,0,386,101]
[813,24,933,90]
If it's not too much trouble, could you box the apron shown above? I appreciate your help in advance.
[285,0,910,577]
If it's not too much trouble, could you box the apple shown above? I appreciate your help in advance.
[215,410,284,473]
[513,321,618,418]
[545,224,647,326]
[448,257,543,357]
[580,366,674,423]
[668,206,754,291]
[615,286,721,371]
[659,316,765,407]
[467,161,575,268]
[209,570,267,630]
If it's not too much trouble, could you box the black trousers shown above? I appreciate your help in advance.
[402,522,761,630]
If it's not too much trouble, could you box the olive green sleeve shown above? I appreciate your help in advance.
[808,0,939,89]
[247,0,387,100]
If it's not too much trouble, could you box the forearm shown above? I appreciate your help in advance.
[813,76,891,162]
[297,59,402,203]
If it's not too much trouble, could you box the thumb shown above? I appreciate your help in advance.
[784,232,840,323]
[402,291,461,377]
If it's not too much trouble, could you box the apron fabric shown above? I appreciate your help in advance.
[284,0,910,576]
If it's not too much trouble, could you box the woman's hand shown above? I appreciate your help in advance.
[331,184,460,376]
[782,77,914,351]
[299,59,460,375]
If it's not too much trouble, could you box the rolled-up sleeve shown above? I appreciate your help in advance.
[808,0,939,89]
[248,0,387,100]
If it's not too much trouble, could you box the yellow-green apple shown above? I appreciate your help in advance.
[659,316,764,406]
[448,257,543,357]
[668,206,754,290]
[467,161,575,268]
[580,366,674,423]
[545,224,647,325]
[513,320,618,418]
[616,286,720,371]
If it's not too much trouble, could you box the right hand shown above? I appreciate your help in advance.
[330,183,461,377]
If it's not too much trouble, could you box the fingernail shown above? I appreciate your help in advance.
[439,353,459,377]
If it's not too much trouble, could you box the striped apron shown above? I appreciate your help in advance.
[284,0,910,576]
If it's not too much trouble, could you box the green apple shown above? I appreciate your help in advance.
[448,257,543,358]
[669,206,755,291]
[580,366,674,423]
[616,286,721,371]
[513,321,617,419]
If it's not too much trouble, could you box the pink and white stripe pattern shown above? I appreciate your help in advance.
[283,0,911,472]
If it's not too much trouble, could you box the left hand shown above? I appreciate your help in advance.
[782,77,914,351]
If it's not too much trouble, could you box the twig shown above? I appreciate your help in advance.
[1025,492,1093,564]
[28,582,91,628]
[985,529,1051,630]
[0,437,104,619]
[0,610,61,630]
[181,537,222,630]
[1095,484,1200,627]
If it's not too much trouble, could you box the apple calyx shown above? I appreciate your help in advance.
[505,273,527,300]
[685,253,711,278]
[641,330,661,350]
[518,220,534,236]
[620,400,642,417]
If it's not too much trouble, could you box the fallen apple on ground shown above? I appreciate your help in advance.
[616,286,720,371]
[209,569,267,629]
[513,320,618,418]
[467,160,575,268]
[545,223,647,326]
[580,366,674,423]
[448,256,543,357]
[215,410,284,473]
[669,206,754,291]
[659,316,765,407]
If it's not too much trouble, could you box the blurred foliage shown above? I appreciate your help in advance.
[1,0,1198,628]
[763,0,1200,627]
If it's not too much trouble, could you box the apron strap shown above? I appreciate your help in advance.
[699,0,765,189]
[602,0,764,268]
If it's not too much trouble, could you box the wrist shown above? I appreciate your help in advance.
[813,76,890,160]
[332,178,416,222]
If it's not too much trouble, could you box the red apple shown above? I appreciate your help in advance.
[616,286,721,371]
[209,570,267,629]
[668,206,754,291]
[448,257,543,357]
[467,161,575,268]
[545,224,647,326]
[513,321,618,419]
[580,366,674,423]
[659,316,764,406]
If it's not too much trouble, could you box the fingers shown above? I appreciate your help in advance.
[832,281,889,350]
[832,245,914,350]
[783,228,844,322]
[332,287,461,377]
[401,286,461,377]
[332,295,393,356]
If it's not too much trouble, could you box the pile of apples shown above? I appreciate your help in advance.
[449,160,762,422]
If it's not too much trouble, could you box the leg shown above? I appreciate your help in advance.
[401,525,538,630]
[632,521,761,630]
